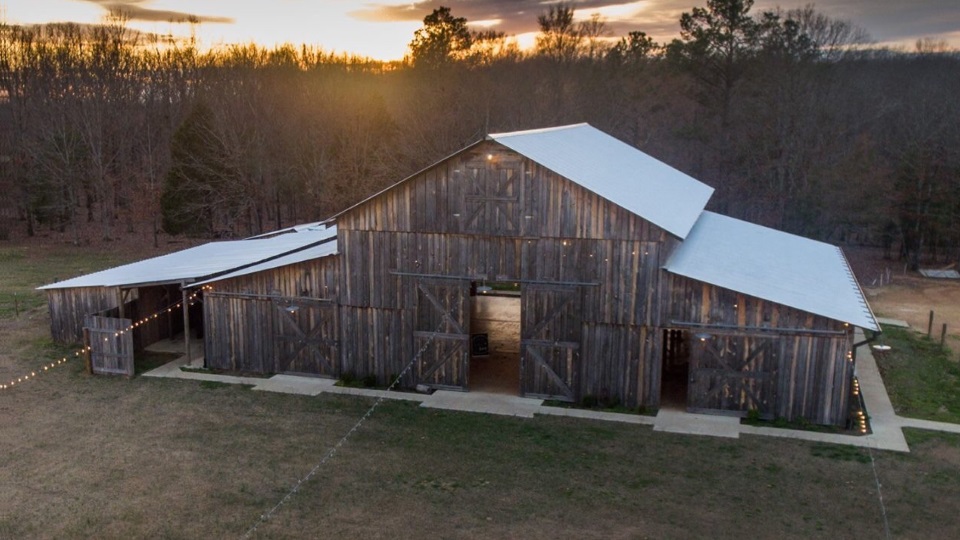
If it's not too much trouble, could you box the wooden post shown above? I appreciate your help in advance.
[117,288,125,319]
[928,310,935,338]
[83,327,93,374]
[941,323,948,347]
[182,285,191,363]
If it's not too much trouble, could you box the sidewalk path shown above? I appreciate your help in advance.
[142,334,959,453]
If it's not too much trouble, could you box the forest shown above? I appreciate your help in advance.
[0,0,958,269]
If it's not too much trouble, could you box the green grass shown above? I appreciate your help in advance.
[875,325,960,423]
[134,351,181,375]
[3,242,960,537]
[0,245,133,319]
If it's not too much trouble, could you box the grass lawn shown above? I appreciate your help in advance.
[2,242,960,538]
[874,325,960,423]
[0,244,136,318]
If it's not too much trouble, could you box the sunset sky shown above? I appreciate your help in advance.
[3,0,958,60]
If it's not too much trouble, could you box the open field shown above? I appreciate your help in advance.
[847,246,960,357]
[2,241,960,538]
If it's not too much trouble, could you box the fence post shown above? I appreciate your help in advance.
[928,310,935,338]
[941,323,948,348]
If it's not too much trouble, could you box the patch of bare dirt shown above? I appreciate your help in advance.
[845,246,960,357]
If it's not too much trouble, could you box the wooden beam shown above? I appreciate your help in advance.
[182,283,191,363]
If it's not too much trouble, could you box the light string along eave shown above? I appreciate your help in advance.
[1,287,211,391]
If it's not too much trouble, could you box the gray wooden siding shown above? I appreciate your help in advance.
[47,287,119,344]
[334,141,670,407]
[666,274,854,425]
[203,256,340,375]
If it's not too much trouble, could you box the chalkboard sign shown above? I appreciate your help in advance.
[471,333,490,356]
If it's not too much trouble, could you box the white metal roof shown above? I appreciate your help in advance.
[246,221,326,239]
[189,239,338,288]
[37,226,338,290]
[489,124,714,239]
[663,212,879,330]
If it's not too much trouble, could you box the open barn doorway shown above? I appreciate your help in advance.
[469,281,521,394]
[660,328,691,409]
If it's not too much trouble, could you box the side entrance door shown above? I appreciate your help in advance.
[414,279,470,390]
[688,334,779,418]
[84,315,134,377]
[273,298,339,377]
[520,284,581,402]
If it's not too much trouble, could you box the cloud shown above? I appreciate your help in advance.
[349,1,695,42]
[82,0,234,24]
[349,0,960,49]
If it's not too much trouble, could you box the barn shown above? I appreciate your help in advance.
[193,124,877,425]
[41,124,878,426]
[38,226,337,375]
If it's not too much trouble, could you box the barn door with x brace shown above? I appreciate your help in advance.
[521,284,581,402]
[273,298,339,377]
[414,278,470,390]
[688,334,779,418]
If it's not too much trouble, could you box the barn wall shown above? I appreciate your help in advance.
[202,256,339,374]
[46,287,118,344]
[665,274,855,425]
[204,294,276,373]
[336,141,672,406]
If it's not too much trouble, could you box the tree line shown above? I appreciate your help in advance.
[0,0,958,269]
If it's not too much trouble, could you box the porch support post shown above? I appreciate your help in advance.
[182,283,191,363]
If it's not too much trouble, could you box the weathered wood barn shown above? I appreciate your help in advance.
[41,124,878,426]
[38,228,337,375]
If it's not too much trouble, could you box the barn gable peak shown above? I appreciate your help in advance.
[488,123,714,239]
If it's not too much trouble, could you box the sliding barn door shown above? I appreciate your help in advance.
[414,279,470,390]
[273,298,339,377]
[688,334,779,418]
[521,284,581,401]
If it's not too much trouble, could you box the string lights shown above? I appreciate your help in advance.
[1,289,206,392]
[851,377,868,434]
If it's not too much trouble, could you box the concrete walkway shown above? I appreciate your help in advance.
[142,335,959,453]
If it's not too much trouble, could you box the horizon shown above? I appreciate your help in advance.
[2,0,959,61]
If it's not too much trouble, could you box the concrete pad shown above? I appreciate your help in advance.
[876,317,910,328]
[420,390,543,418]
[536,406,656,426]
[251,375,335,396]
[653,408,741,439]
[899,417,960,435]
[141,356,190,377]
[854,330,911,452]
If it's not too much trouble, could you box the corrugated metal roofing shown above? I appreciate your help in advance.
[663,212,879,331]
[37,226,337,290]
[489,124,714,239]
[919,269,960,279]
[189,239,338,288]
[246,221,326,239]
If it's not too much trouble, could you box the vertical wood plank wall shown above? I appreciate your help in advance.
[336,141,671,407]
[47,287,119,344]
[203,256,339,374]
[139,138,858,424]
[665,274,855,425]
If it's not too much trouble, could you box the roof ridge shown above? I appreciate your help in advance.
[487,123,589,139]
